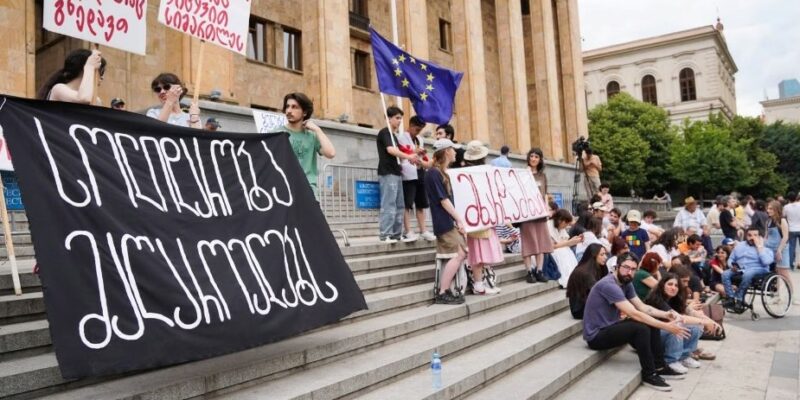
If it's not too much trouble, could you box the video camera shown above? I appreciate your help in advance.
[571,136,591,156]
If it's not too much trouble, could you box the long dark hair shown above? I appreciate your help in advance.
[526,147,545,173]
[653,227,679,250]
[645,272,687,315]
[567,243,606,302]
[37,49,107,100]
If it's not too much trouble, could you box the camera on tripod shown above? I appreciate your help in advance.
[571,136,591,156]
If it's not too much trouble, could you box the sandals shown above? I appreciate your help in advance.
[692,348,716,360]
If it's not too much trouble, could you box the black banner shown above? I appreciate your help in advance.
[0,96,367,379]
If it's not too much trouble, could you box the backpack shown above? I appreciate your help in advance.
[699,303,726,340]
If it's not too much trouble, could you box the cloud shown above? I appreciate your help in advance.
[578,0,800,116]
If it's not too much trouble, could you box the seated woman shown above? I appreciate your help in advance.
[634,252,662,300]
[708,246,730,297]
[495,223,521,254]
[672,256,704,306]
[605,236,629,273]
[548,209,582,288]
[565,243,607,319]
[645,273,721,373]
[575,217,607,261]
[649,228,681,269]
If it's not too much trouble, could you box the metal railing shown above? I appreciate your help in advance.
[318,164,381,224]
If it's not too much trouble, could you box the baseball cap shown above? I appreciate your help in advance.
[433,138,457,152]
[626,209,642,223]
[206,117,221,128]
[110,98,125,107]
[721,238,735,246]
[591,201,606,211]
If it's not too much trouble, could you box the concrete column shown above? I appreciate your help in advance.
[495,0,531,153]
[452,0,490,143]
[402,0,429,122]
[0,0,35,97]
[555,0,588,162]
[312,0,353,120]
[528,0,563,159]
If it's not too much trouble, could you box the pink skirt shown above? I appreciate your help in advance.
[520,219,554,257]
[467,229,505,266]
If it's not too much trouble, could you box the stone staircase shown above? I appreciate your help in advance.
[0,211,654,399]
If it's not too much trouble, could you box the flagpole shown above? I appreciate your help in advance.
[389,0,406,136]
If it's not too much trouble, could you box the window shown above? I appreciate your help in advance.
[679,68,697,102]
[606,81,620,100]
[641,75,657,105]
[283,28,302,71]
[247,16,274,64]
[350,0,368,17]
[353,50,371,88]
[521,0,531,15]
[439,19,452,51]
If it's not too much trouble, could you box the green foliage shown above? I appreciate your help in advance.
[761,121,800,193]
[729,116,787,198]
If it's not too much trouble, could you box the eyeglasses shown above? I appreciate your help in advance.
[618,263,638,272]
[152,84,172,93]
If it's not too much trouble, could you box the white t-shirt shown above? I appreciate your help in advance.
[396,131,421,181]
[784,202,800,232]
[146,107,191,127]
[649,244,679,267]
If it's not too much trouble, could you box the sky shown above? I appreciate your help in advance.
[577,0,800,117]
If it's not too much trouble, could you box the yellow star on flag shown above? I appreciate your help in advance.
[394,68,402,76]
[420,64,427,71]
[398,54,406,63]
[426,73,434,82]
[402,78,410,87]
[420,92,429,101]
[426,84,434,91]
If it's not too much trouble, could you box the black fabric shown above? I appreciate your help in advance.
[0,96,367,379]
[751,211,769,237]
[376,128,401,176]
[720,210,737,239]
[587,319,664,376]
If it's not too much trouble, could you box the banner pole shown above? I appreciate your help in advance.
[92,43,100,106]
[193,40,206,104]
[389,0,404,135]
[0,177,21,295]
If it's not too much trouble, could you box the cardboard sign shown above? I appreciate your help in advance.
[158,0,251,55]
[0,123,13,171]
[253,109,288,134]
[447,166,548,233]
[43,0,148,55]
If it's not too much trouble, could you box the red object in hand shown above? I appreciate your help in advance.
[398,144,414,155]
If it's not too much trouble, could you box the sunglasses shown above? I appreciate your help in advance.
[152,84,172,93]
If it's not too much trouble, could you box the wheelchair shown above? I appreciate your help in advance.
[729,265,792,320]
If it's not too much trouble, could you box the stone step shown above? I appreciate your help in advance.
[0,234,32,246]
[464,336,618,400]
[0,260,40,295]
[0,292,46,321]
[0,319,50,359]
[552,349,641,400]
[338,239,434,258]
[0,245,36,259]
[348,248,436,275]
[6,281,559,399]
[207,291,573,399]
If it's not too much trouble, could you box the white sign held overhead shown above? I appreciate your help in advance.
[158,0,251,55]
[42,0,148,55]
[253,110,287,134]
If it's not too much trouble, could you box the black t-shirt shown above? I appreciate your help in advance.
[720,210,737,239]
[377,128,402,176]
[425,168,455,235]
[449,146,466,169]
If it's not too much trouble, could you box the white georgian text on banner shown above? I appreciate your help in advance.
[43,0,148,55]
[158,0,251,55]
[447,166,549,233]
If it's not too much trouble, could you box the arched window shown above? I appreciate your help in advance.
[641,75,657,105]
[606,81,620,100]
[679,68,697,102]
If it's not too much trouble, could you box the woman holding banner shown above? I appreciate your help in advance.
[520,148,554,284]
[37,49,106,104]
[146,73,201,129]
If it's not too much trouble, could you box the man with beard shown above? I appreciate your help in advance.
[721,227,774,311]
[281,92,336,196]
[582,252,690,392]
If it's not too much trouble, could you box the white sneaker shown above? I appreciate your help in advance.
[472,281,487,295]
[668,361,689,374]
[402,232,418,242]
[380,237,398,244]
[681,357,701,369]
[483,285,501,295]
[420,231,436,241]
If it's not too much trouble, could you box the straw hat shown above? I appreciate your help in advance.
[463,140,489,161]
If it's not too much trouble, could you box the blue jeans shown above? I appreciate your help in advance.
[661,325,702,363]
[789,231,800,270]
[379,174,404,240]
[722,268,770,301]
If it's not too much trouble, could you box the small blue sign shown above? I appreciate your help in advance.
[2,172,24,211]
[355,180,380,209]
[551,192,564,209]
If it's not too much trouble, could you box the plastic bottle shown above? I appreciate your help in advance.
[431,352,442,389]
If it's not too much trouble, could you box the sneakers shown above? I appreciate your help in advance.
[534,269,548,283]
[681,357,702,369]
[525,270,536,283]
[642,374,672,392]
[402,232,419,242]
[420,231,436,241]
[380,237,398,244]
[435,289,465,305]
[657,365,686,380]
[473,282,500,295]
[666,362,689,375]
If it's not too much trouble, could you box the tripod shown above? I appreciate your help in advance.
[570,154,593,215]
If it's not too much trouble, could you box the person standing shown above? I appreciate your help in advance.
[784,192,800,270]
[520,148,554,283]
[397,116,435,242]
[146,73,201,128]
[38,49,106,105]
[434,124,465,168]
[581,148,602,195]
[766,201,797,304]
[110,98,126,110]
[490,145,513,168]
[280,92,336,196]
[205,117,221,131]
[377,106,418,244]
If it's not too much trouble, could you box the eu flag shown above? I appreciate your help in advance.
[370,27,463,125]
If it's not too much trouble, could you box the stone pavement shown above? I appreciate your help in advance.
[630,270,800,400]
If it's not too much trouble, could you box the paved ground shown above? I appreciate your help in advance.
[630,269,800,400]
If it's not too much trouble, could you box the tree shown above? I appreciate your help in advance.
[669,119,750,199]
[729,116,787,198]
[587,93,673,196]
[761,121,800,193]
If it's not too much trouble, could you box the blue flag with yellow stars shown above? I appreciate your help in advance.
[370,27,463,125]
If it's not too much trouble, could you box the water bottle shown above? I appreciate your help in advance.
[431,352,442,389]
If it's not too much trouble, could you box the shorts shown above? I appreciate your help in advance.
[403,179,429,210]
[436,228,467,257]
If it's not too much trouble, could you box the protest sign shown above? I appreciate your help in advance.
[447,166,548,233]
[0,96,367,379]
[253,109,288,133]
[43,0,148,55]
[158,0,251,55]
